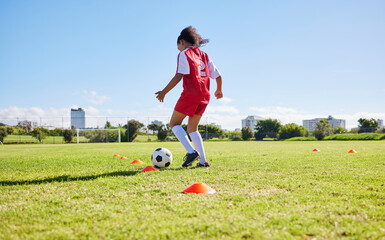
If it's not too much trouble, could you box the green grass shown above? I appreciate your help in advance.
[3,135,40,144]
[133,134,159,142]
[4,135,92,144]
[324,133,385,141]
[285,137,317,141]
[1,141,385,239]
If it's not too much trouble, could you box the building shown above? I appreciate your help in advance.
[378,119,383,128]
[41,125,55,130]
[241,115,264,130]
[303,115,345,131]
[18,120,38,131]
[71,108,85,129]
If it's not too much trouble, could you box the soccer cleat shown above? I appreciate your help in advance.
[182,151,200,167]
[196,162,210,167]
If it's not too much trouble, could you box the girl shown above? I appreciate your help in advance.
[155,26,223,168]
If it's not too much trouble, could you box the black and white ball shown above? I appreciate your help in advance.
[151,148,173,168]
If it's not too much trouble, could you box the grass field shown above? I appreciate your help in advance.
[3,134,156,144]
[1,141,384,239]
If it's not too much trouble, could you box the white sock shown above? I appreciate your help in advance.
[172,125,195,154]
[189,131,206,164]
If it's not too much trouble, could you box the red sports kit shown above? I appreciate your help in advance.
[175,47,220,117]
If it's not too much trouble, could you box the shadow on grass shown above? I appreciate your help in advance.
[0,170,139,186]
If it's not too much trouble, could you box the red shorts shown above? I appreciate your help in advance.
[174,99,208,117]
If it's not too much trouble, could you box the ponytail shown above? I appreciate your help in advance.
[177,26,209,47]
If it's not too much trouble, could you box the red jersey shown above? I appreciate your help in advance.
[176,47,221,104]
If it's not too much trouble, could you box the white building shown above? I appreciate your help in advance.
[41,125,55,130]
[303,115,345,131]
[71,108,85,129]
[241,115,264,130]
[378,119,383,129]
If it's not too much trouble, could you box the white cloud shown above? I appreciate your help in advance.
[218,96,233,104]
[88,91,109,105]
[206,105,240,114]
[0,106,105,128]
[73,90,109,105]
[249,106,298,115]
[0,106,68,120]
[106,109,122,115]
[85,106,100,116]
[204,113,244,130]
[0,106,70,127]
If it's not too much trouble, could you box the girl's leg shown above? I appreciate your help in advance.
[188,114,207,165]
[170,110,195,154]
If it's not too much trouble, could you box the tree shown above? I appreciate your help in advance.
[254,131,266,141]
[277,123,308,140]
[230,133,242,141]
[18,122,32,132]
[6,126,14,135]
[226,131,242,141]
[148,123,162,134]
[350,128,359,134]
[241,127,253,140]
[157,124,170,141]
[63,129,73,143]
[198,124,224,139]
[332,126,347,134]
[71,125,77,136]
[358,118,378,133]
[0,127,8,142]
[179,124,224,140]
[30,128,48,143]
[254,119,282,139]
[105,121,112,128]
[124,120,144,142]
[49,128,62,136]
[314,119,331,140]
[108,126,125,142]
[14,127,27,135]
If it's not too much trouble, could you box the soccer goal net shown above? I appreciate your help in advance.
[76,129,121,144]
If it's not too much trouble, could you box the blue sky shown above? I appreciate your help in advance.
[1,0,384,130]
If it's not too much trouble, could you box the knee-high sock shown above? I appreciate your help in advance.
[189,131,206,164]
[172,125,195,154]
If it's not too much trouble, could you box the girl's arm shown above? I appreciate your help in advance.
[155,73,183,102]
[214,76,223,99]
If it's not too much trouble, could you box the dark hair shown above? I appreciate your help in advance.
[177,26,209,47]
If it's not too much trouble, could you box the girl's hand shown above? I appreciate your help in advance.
[215,90,223,99]
[155,91,166,102]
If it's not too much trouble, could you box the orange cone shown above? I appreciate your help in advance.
[120,156,128,159]
[141,166,158,172]
[131,159,144,164]
[183,182,216,194]
[348,149,357,153]
[114,154,120,157]
[313,148,320,152]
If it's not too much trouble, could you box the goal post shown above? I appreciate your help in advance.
[76,128,121,144]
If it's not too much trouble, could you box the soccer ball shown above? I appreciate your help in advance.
[151,147,173,168]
